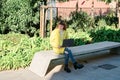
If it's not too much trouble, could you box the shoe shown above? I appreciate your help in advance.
[73,62,84,70]
[64,64,71,73]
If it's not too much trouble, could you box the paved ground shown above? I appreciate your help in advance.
[0,51,120,80]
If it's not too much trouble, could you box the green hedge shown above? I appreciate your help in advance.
[90,26,120,42]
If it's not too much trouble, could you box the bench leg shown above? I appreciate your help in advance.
[110,47,120,54]
[29,53,51,77]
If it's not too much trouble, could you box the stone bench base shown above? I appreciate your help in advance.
[29,41,120,77]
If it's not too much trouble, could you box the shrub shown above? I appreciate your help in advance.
[0,33,51,70]
[67,28,92,45]
[0,0,40,36]
[90,26,120,42]
[94,13,118,27]
[68,11,94,32]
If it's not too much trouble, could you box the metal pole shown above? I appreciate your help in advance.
[50,7,53,35]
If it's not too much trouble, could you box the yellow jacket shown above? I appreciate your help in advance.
[50,28,68,54]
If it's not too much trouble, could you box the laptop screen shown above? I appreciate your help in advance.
[62,39,74,47]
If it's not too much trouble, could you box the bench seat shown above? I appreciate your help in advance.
[29,41,120,77]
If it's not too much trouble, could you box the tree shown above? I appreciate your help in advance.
[101,0,120,28]
[0,0,43,36]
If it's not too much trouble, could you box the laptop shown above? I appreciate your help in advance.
[62,39,74,47]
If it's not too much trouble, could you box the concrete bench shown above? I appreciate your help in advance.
[29,41,120,77]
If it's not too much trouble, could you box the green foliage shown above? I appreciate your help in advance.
[67,28,92,45]
[68,11,94,31]
[90,26,120,42]
[67,9,118,32]
[96,19,107,28]
[0,33,51,71]
[100,0,112,3]
[94,12,118,27]
[0,0,41,36]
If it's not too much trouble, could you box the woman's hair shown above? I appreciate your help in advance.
[56,21,67,30]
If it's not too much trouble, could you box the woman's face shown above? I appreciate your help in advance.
[58,24,64,30]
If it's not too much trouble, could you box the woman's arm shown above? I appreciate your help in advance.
[50,30,60,48]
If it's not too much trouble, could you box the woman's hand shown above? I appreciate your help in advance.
[58,46,62,48]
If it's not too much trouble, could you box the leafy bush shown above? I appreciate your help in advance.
[90,26,120,42]
[0,33,51,70]
[95,19,107,28]
[0,0,40,36]
[94,12,118,27]
[68,11,94,31]
[67,28,92,45]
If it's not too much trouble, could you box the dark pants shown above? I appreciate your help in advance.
[64,48,76,64]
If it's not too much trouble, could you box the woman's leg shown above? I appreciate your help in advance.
[64,48,71,73]
[64,52,69,65]
[64,48,84,70]
[64,48,76,63]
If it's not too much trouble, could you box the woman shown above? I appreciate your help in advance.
[50,21,84,73]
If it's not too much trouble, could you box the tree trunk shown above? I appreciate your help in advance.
[116,0,119,28]
[117,1,120,28]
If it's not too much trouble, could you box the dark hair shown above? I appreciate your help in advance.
[57,21,67,30]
